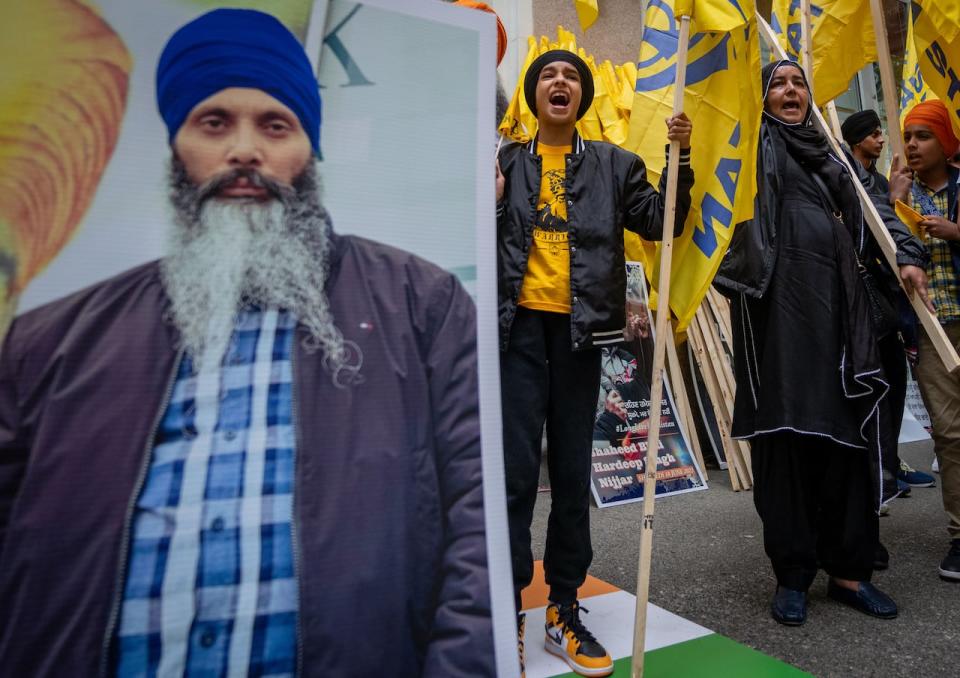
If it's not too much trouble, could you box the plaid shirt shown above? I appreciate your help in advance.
[912,180,960,324]
[115,309,298,677]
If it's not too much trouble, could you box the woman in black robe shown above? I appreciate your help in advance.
[715,61,928,626]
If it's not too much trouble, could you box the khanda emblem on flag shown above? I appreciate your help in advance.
[624,0,759,332]
[634,0,743,93]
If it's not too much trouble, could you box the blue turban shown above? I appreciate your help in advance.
[156,8,321,153]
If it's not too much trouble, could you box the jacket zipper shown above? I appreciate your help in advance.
[98,350,184,677]
[290,344,305,675]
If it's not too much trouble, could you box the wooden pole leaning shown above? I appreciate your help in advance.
[869,0,905,163]
[630,11,691,677]
[800,0,815,98]
[757,13,960,373]
[664,329,709,480]
[687,314,748,490]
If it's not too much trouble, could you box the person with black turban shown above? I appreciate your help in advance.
[715,60,931,627]
[841,109,890,194]
[495,48,693,676]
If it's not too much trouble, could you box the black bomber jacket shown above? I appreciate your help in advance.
[496,132,694,351]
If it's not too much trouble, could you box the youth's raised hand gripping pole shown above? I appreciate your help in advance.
[630,4,691,676]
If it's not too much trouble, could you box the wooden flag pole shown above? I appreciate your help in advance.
[800,0,815,99]
[630,10,691,677]
[825,101,844,143]
[799,0,847,143]
[664,332,709,480]
[758,13,960,373]
[868,0,905,162]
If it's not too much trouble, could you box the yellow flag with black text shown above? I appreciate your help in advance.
[625,0,760,331]
[913,0,960,137]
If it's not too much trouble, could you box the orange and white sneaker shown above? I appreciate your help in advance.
[544,601,613,677]
[518,612,527,678]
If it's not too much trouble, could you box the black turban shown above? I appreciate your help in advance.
[841,110,882,147]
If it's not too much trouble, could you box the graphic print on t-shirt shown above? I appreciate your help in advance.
[518,144,572,313]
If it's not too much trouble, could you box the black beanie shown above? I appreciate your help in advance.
[841,109,881,146]
[523,49,594,120]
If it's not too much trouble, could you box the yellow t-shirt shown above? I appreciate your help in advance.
[518,143,572,313]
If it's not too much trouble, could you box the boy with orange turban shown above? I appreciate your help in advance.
[891,99,960,582]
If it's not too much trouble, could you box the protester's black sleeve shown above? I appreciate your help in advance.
[619,146,694,240]
[846,146,929,269]
[870,188,929,269]
[861,167,928,269]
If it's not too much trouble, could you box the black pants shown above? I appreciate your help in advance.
[751,432,878,591]
[878,333,907,492]
[501,308,602,610]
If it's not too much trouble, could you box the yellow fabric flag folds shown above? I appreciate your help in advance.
[920,0,960,42]
[625,0,760,331]
[770,0,876,104]
[900,2,936,128]
[497,27,635,146]
[913,0,960,137]
[574,0,599,32]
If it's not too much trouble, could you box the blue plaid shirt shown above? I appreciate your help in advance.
[115,309,298,677]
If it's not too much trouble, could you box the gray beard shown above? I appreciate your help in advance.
[161,160,362,386]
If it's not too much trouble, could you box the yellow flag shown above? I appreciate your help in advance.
[895,200,926,240]
[498,36,540,143]
[498,27,639,145]
[625,0,760,331]
[770,0,802,58]
[900,2,936,128]
[574,0,599,32]
[913,0,960,137]
[615,63,637,112]
[595,60,630,145]
[921,0,960,42]
[576,50,604,141]
[770,0,876,103]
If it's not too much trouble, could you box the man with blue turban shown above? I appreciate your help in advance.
[0,9,492,676]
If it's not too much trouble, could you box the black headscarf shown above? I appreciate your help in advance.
[761,60,831,170]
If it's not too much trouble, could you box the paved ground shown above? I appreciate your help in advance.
[530,440,958,678]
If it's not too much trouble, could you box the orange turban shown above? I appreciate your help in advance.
[904,100,960,157]
[454,0,507,65]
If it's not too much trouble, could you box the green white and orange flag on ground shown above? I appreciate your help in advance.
[770,0,877,104]
[900,1,936,128]
[911,0,960,137]
[624,0,761,332]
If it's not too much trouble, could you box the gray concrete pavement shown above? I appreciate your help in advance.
[530,440,958,677]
